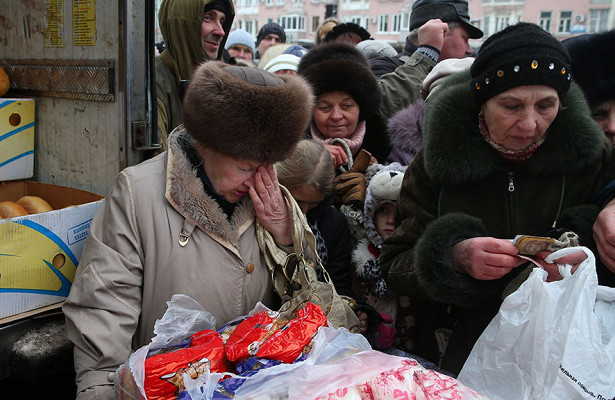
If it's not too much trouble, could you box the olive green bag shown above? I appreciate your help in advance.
[255,185,360,333]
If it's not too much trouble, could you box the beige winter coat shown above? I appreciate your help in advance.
[63,128,277,399]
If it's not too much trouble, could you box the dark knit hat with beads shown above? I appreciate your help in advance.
[470,22,572,104]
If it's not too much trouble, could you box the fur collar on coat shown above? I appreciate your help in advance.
[421,71,607,186]
[165,127,255,247]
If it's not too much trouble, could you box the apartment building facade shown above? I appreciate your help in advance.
[229,0,615,46]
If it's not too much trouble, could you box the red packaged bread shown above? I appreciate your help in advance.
[225,302,327,364]
[143,329,228,400]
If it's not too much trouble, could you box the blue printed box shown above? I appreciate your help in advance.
[0,181,104,321]
[0,99,35,181]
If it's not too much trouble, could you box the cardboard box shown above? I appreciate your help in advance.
[0,99,35,182]
[0,181,104,322]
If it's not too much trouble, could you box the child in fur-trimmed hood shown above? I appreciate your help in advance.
[351,162,407,349]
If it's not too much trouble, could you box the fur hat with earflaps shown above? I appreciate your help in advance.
[182,61,314,164]
[563,29,615,109]
[297,42,381,122]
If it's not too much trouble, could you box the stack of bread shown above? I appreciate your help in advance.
[0,196,53,219]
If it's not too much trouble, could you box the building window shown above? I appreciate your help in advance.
[266,0,274,6]
[539,11,552,32]
[401,12,410,31]
[279,14,306,31]
[245,20,254,34]
[483,15,491,36]
[348,16,367,29]
[558,11,572,33]
[589,9,608,32]
[378,15,388,33]
[277,0,284,5]
[392,13,402,33]
[495,16,510,31]
[312,16,320,33]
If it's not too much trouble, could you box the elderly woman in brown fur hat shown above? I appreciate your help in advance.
[63,62,314,400]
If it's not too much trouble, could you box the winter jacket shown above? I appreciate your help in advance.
[63,127,278,399]
[380,70,615,374]
[306,195,353,297]
[156,0,235,149]
[352,238,397,320]
[595,179,615,286]
[368,39,417,79]
[363,50,437,162]
[385,100,424,165]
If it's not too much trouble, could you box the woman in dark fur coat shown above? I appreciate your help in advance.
[380,23,615,375]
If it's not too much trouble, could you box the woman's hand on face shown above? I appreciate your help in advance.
[451,237,524,280]
[324,144,349,169]
[533,250,587,282]
[249,165,292,246]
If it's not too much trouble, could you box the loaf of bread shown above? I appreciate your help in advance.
[0,201,29,219]
[16,196,53,214]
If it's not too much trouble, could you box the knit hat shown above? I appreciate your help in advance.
[298,42,381,121]
[422,56,474,99]
[563,29,615,108]
[263,54,301,74]
[470,22,572,105]
[182,61,314,164]
[324,23,371,43]
[204,0,230,19]
[224,29,255,54]
[363,163,407,248]
[256,22,286,46]
[356,40,398,60]
[409,0,483,39]
[283,45,309,58]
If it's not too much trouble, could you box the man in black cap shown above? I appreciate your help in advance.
[361,0,483,163]
[255,22,287,64]
[155,0,235,151]
[372,0,482,79]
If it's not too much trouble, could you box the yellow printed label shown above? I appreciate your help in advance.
[44,0,65,48]
[73,0,96,46]
[0,222,77,295]
[0,100,35,167]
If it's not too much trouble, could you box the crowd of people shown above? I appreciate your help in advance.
[62,0,615,398]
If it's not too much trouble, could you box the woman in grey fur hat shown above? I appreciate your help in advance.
[63,62,314,399]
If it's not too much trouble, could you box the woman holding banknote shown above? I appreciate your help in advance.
[380,23,615,375]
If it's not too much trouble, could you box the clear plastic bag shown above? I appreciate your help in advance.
[114,294,218,400]
[116,294,487,400]
[458,247,615,400]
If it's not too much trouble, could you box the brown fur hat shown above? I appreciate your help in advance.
[182,61,314,164]
[297,42,381,122]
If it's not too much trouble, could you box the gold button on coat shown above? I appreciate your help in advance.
[246,262,255,273]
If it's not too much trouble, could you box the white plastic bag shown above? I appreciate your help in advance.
[114,294,217,400]
[458,247,615,400]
